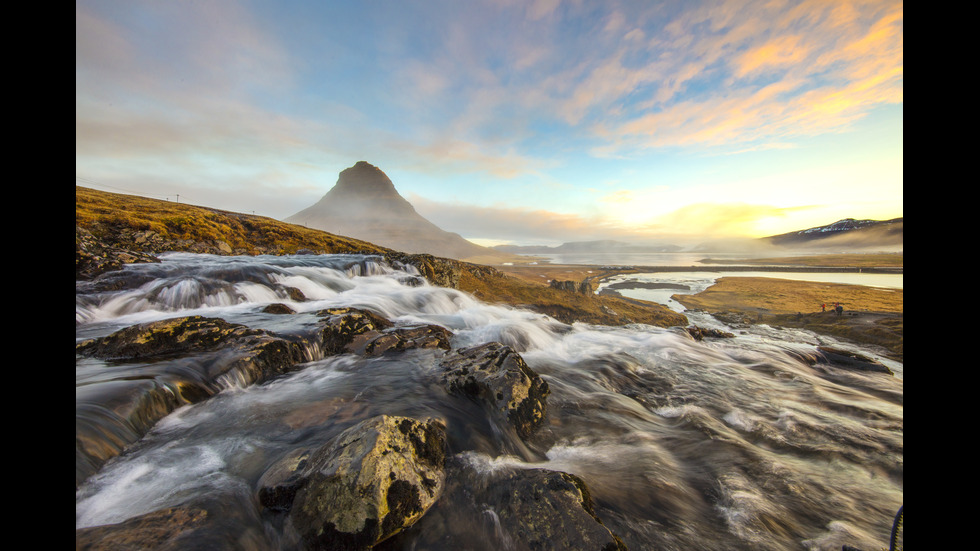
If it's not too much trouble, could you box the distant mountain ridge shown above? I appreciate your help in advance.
[495,218,903,255]
[285,162,516,263]
[764,218,903,249]
[493,240,683,255]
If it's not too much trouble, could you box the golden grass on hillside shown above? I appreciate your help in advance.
[673,277,903,360]
[76,186,389,255]
[76,186,687,328]
[458,268,688,327]
[673,277,903,315]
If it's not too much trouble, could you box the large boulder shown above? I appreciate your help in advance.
[258,415,448,550]
[439,342,550,439]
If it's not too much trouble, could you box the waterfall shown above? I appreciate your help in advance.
[76,253,902,551]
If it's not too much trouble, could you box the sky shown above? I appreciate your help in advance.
[76,0,903,247]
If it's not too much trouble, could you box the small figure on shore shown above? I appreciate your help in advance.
[835,303,843,317]
[821,303,826,312]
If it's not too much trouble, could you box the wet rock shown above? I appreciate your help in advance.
[76,316,257,360]
[75,315,306,386]
[267,415,448,550]
[317,307,394,354]
[386,456,627,551]
[385,252,462,289]
[317,307,451,356]
[685,326,736,341]
[471,468,628,551]
[439,342,550,439]
[816,346,893,374]
[75,379,189,488]
[76,506,212,551]
[262,303,296,314]
[74,316,307,487]
[76,486,272,550]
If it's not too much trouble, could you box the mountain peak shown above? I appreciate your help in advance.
[331,161,400,199]
[285,162,516,262]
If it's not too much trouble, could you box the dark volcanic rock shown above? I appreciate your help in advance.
[76,225,160,280]
[439,342,550,439]
[76,486,272,550]
[270,415,448,550]
[74,316,308,487]
[816,346,894,374]
[685,325,736,341]
[262,303,296,314]
[385,252,463,289]
[386,456,627,551]
[317,307,451,356]
[465,468,628,551]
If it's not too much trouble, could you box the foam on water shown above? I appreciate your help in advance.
[75,253,903,550]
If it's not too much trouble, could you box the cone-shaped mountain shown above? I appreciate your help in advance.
[285,162,512,262]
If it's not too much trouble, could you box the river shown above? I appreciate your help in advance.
[76,253,903,550]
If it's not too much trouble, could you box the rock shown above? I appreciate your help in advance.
[76,506,212,551]
[388,456,627,551]
[273,415,448,550]
[549,279,595,295]
[816,346,893,374]
[75,379,189,488]
[385,252,462,289]
[74,316,307,487]
[685,326,736,341]
[439,342,550,439]
[466,468,628,551]
[317,307,394,354]
[262,303,296,314]
[76,486,272,550]
[317,307,451,356]
[76,225,159,280]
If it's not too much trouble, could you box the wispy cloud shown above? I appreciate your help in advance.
[76,0,901,238]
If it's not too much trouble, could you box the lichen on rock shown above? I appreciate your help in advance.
[260,415,448,550]
[439,342,550,439]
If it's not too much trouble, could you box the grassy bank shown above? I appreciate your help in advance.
[673,277,903,360]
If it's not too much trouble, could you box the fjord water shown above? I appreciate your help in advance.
[76,253,903,551]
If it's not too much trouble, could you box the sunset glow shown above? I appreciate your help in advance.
[76,0,903,246]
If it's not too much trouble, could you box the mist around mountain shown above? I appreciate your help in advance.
[762,218,903,251]
[286,162,901,261]
[495,218,903,256]
[285,162,520,264]
[493,240,685,255]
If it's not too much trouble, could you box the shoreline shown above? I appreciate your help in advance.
[495,264,903,361]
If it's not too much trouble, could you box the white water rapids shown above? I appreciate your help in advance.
[75,253,902,551]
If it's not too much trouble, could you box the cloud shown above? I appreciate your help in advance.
[552,0,903,155]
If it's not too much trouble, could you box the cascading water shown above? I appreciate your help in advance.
[75,253,902,551]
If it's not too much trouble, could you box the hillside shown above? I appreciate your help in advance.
[764,217,903,250]
[76,186,686,329]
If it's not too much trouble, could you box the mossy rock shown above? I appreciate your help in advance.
[279,415,448,550]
